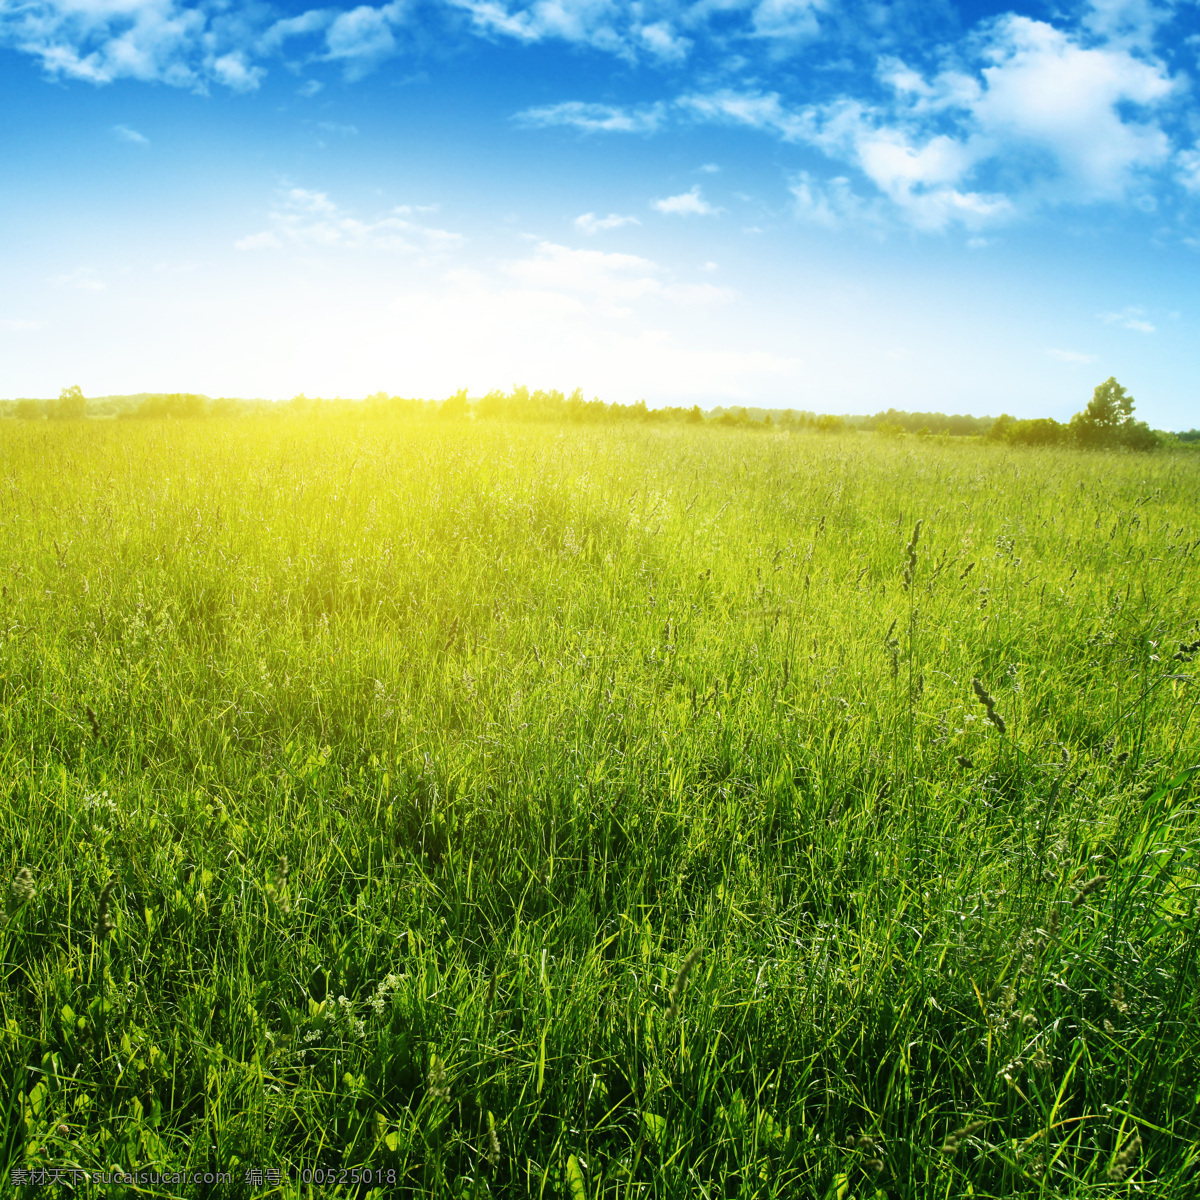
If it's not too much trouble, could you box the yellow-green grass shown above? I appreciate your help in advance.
[1,416,1198,1198]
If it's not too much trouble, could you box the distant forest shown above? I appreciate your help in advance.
[2,380,1195,451]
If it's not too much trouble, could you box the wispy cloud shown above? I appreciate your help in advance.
[316,121,359,136]
[575,212,641,234]
[236,186,463,254]
[501,240,733,317]
[51,268,104,291]
[790,171,883,231]
[652,186,719,216]
[260,9,337,54]
[1100,307,1155,332]
[749,0,827,42]
[1046,347,1097,363]
[113,124,149,145]
[515,101,665,134]
[1179,143,1200,193]
[0,318,44,331]
[234,231,283,251]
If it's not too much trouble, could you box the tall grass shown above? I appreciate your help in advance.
[1,417,1197,1197]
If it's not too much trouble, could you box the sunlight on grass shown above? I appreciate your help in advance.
[1,417,1197,1197]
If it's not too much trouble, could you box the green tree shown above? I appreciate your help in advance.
[52,385,86,420]
[440,388,469,419]
[1086,376,1133,428]
[1070,377,1160,450]
[1070,377,1136,447]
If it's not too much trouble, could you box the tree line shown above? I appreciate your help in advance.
[1,378,1191,451]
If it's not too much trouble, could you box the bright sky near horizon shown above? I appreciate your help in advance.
[2,1,1198,425]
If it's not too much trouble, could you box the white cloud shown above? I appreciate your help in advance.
[677,89,812,142]
[260,9,335,53]
[652,186,719,216]
[444,0,626,54]
[297,79,325,97]
[211,51,264,91]
[969,16,1173,201]
[574,212,641,234]
[3,0,210,89]
[501,241,733,317]
[675,13,1177,230]
[789,171,883,230]
[639,21,690,62]
[1179,144,1200,194]
[0,0,390,90]
[237,186,462,254]
[317,121,360,136]
[803,105,1012,231]
[1082,0,1170,50]
[1100,307,1155,332]
[235,230,283,251]
[751,0,826,42]
[0,319,44,332]
[1046,348,1097,363]
[515,101,665,134]
[51,268,105,291]
[325,3,404,79]
[112,123,149,144]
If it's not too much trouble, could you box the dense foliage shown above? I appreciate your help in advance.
[0,378,1185,452]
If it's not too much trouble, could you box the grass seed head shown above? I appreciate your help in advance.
[952,1119,987,1140]
[666,946,702,1020]
[486,1113,501,1167]
[266,855,292,914]
[94,873,117,941]
[86,705,101,741]
[971,677,1006,733]
[902,520,923,588]
[6,866,35,919]
[427,1054,450,1103]
[941,1119,987,1156]
[1071,873,1110,907]
[1106,1131,1141,1181]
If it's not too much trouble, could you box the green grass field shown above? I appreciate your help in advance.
[1,416,1198,1198]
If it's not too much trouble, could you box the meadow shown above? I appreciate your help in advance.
[1,415,1198,1198]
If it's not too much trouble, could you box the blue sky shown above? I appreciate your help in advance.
[2,0,1198,424]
